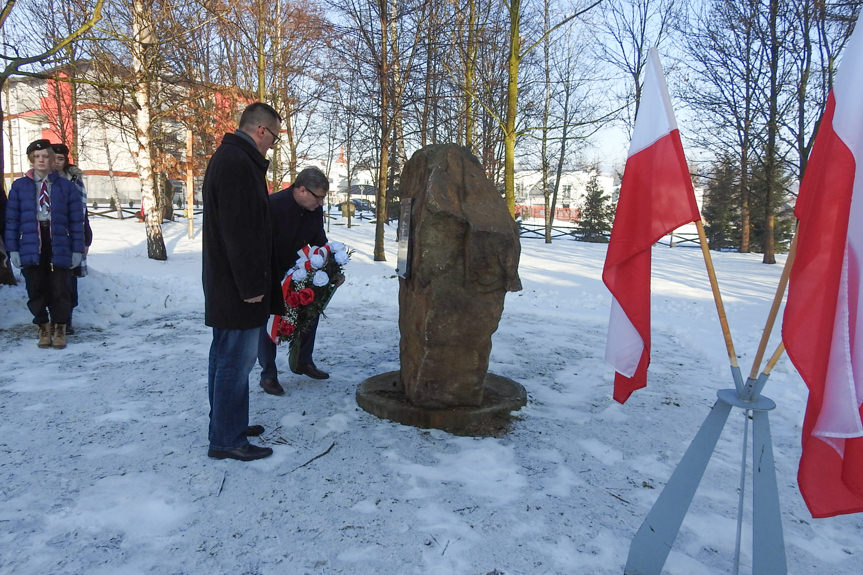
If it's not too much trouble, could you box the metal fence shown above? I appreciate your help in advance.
[518,222,700,247]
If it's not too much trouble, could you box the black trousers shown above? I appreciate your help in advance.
[22,222,73,325]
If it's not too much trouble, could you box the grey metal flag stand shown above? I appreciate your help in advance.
[625,366,786,574]
[623,224,797,575]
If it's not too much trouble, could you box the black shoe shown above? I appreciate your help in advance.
[294,362,329,380]
[208,444,273,461]
[245,425,265,437]
[66,322,75,335]
[260,377,285,395]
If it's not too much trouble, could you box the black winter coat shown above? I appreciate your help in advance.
[202,133,279,329]
[269,185,328,280]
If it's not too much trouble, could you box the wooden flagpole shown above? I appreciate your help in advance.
[695,220,739,369]
[763,342,786,376]
[749,232,798,380]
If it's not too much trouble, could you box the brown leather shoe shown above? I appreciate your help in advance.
[259,377,285,395]
[37,323,52,348]
[245,425,265,436]
[52,324,67,349]
[295,363,329,380]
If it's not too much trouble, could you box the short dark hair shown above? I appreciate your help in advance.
[295,167,329,193]
[238,102,281,131]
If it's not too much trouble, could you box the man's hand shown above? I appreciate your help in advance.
[244,294,264,303]
[10,251,21,268]
[334,275,346,288]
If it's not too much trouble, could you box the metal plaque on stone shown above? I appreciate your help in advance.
[396,199,412,279]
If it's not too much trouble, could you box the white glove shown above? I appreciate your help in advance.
[10,251,21,268]
[71,252,82,268]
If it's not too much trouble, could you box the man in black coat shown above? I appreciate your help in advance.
[202,102,283,461]
[258,167,331,396]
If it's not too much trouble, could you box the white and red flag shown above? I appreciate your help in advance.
[782,25,863,518]
[603,48,701,404]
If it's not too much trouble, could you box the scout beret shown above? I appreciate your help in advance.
[26,139,53,154]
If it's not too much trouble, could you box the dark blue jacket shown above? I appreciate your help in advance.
[5,171,84,268]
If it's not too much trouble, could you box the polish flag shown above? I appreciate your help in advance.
[782,25,863,518]
[603,48,701,404]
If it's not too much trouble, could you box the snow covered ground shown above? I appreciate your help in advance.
[1,214,861,574]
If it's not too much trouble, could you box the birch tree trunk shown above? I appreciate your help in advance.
[132,0,166,260]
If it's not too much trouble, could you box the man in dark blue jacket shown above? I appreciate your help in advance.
[202,102,282,462]
[258,167,331,396]
[5,139,83,349]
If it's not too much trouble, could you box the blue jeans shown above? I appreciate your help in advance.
[258,314,319,380]
[208,326,259,450]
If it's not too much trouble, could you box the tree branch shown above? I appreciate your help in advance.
[1,0,104,87]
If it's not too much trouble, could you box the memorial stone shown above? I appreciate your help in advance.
[398,144,522,407]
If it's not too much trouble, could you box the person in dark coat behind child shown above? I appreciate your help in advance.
[257,166,335,396]
[53,143,92,334]
[201,102,284,462]
[0,186,10,283]
[4,139,84,348]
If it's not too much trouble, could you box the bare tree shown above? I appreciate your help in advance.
[782,0,859,181]
[681,0,766,253]
[599,0,680,128]
[130,0,165,259]
[540,13,610,243]
[499,0,601,216]
[329,0,426,261]
[0,0,104,185]
[757,0,778,262]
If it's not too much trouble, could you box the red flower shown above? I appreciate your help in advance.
[286,291,301,308]
[278,321,295,336]
[299,288,315,306]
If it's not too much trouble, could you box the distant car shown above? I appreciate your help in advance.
[351,198,374,213]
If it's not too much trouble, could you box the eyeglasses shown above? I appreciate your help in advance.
[261,125,281,145]
[305,186,327,201]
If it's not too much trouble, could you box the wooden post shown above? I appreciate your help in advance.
[749,231,797,379]
[695,220,738,368]
[186,127,194,238]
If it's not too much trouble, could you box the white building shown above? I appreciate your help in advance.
[3,72,175,205]
[513,168,618,222]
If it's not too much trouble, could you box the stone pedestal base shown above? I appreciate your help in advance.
[356,371,526,436]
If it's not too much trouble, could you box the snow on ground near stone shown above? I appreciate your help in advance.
[1,215,861,574]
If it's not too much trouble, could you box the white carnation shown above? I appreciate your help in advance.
[313,270,330,287]
[334,250,349,265]
[328,241,345,253]
[292,267,308,282]
[310,253,325,269]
